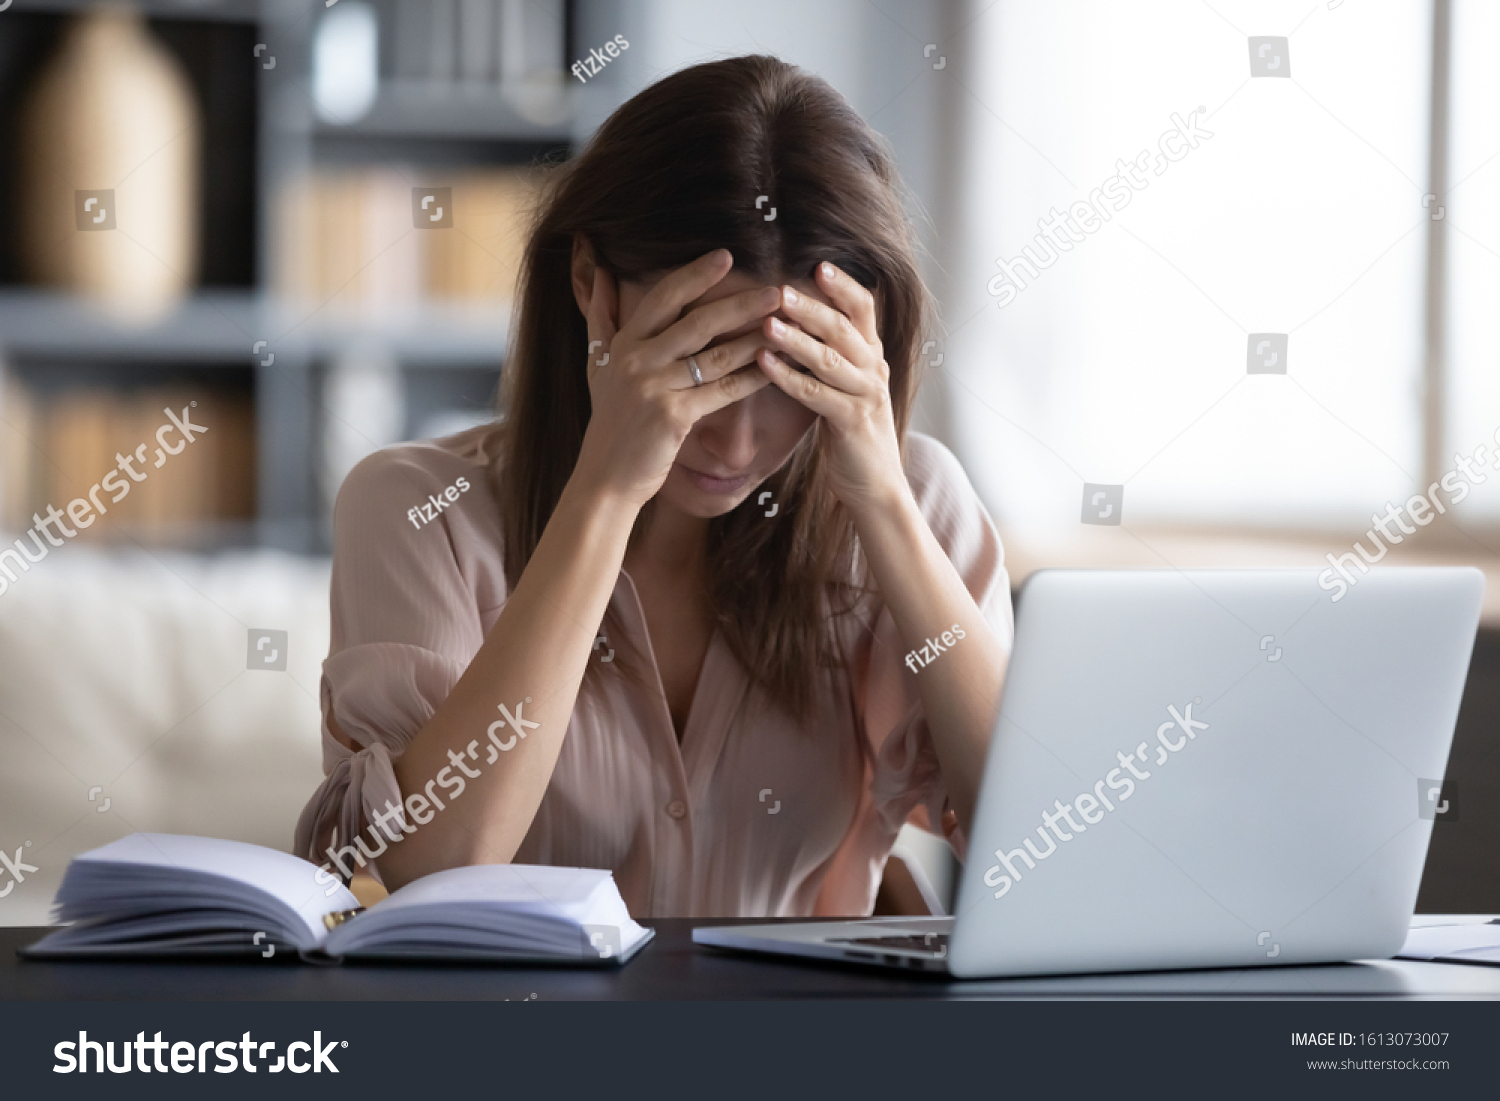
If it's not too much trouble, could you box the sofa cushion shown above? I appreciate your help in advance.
[0,546,330,926]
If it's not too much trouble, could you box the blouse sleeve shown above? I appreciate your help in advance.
[292,444,498,880]
[862,433,1014,862]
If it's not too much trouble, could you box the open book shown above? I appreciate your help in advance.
[19,834,653,964]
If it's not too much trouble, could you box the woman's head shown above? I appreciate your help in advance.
[599,264,825,520]
[499,55,932,714]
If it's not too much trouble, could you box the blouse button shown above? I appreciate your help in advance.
[665,799,687,819]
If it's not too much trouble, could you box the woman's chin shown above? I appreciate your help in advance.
[657,485,748,519]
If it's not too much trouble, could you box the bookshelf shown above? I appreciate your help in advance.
[0,0,576,552]
[0,291,509,364]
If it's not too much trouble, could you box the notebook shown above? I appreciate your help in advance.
[19,833,653,964]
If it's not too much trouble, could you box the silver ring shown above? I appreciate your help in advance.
[687,356,704,386]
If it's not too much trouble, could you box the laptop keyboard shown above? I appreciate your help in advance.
[827,933,949,957]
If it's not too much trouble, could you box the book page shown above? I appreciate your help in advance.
[326,863,648,960]
[65,833,358,945]
[1398,922,1500,962]
[368,863,614,919]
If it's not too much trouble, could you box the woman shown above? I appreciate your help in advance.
[295,55,1013,918]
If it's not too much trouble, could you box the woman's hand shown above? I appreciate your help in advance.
[756,262,908,516]
[572,249,781,509]
[761,263,1005,834]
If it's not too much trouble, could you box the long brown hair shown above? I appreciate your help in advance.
[498,55,931,719]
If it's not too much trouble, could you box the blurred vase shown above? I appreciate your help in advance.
[18,4,200,323]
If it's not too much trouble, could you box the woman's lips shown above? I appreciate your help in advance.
[678,463,749,495]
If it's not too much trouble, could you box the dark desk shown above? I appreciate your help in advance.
[5,921,1500,1000]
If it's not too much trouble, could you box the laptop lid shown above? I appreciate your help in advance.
[948,568,1484,979]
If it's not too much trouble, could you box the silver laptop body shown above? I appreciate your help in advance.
[693,568,1484,978]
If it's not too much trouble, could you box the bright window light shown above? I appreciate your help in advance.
[1446,0,1500,523]
[948,0,1431,532]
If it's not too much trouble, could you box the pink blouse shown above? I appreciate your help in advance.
[293,424,1013,917]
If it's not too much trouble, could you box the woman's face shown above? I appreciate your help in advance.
[617,269,824,519]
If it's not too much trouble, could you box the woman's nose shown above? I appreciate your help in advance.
[697,397,758,469]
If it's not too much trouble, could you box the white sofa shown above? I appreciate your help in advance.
[0,543,964,924]
[0,546,331,926]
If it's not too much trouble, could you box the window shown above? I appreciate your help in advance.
[947,0,1445,533]
[1447,0,1500,524]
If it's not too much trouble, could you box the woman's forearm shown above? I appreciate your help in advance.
[849,485,1008,834]
[375,477,639,889]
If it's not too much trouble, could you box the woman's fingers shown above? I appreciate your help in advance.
[755,347,851,420]
[676,363,774,421]
[625,249,735,339]
[664,329,769,391]
[813,262,880,346]
[655,284,781,366]
[763,313,865,393]
[775,285,875,378]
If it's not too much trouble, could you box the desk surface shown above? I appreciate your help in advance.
[5,921,1500,1000]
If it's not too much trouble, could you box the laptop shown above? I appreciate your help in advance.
[694,568,1485,978]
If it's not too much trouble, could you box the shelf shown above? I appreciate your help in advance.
[311,82,575,145]
[0,290,257,361]
[263,299,511,365]
[1,0,568,550]
[8,0,259,22]
[0,291,509,366]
